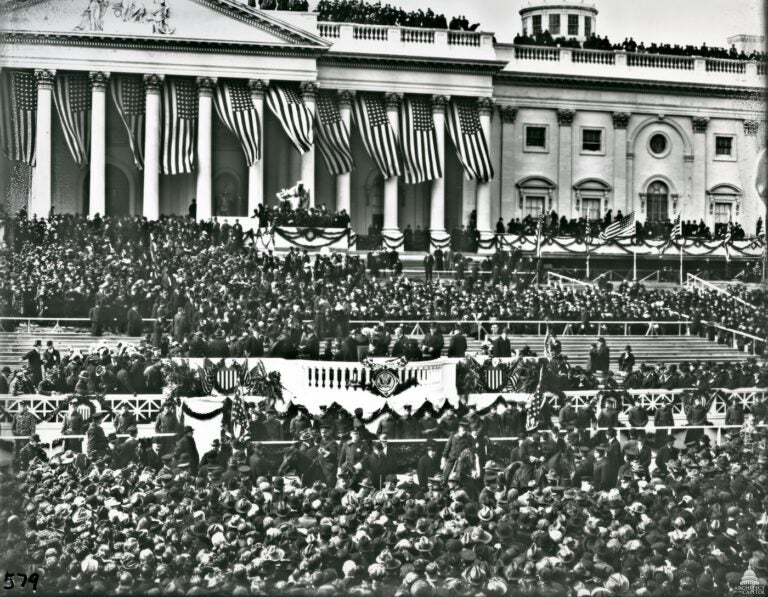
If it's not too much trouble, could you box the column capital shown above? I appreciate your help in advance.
[500,106,518,124]
[384,92,402,111]
[744,119,761,136]
[248,79,268,98]
[89,71,110,91]
[196,77,216,97]
[338,89,355,108]
[300,81,318,101]
[143,74,164,94]
[557,108,576,127]
[612,112,630,129]
[692,116,709,133]
[431,95,448,114]
[478,97,495,116]
[34,69,55,89]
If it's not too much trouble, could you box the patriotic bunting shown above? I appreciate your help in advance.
[315,90,354,175]
[599,211,636,241]
[400,95,442,184]
[161,77,197,175]
[446,97,493,183]
[53,73,91,167]
[0,70,37,165]
[266,83,313,154]
[352,93,401,178]
[214,79,261,166]
[110,75,145,170]
[659,212,682,258]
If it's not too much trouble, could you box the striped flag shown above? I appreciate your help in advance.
[535,212,546,258]
[599,211,635,241]
[214,79,261,166]
[315,90,354,175]
[110,75,145,170]
[585,220,593,255]
[230,390,249,440]
[53,73,91,167]
[659,212,682,257]
[352,93,401,178]
[526,391,549,430]
[400,95,442,184]
[161,78,197,175]
[446,98,493,183]
[0,70,37,165]
[266,83,313,154]
[723,221,733,262]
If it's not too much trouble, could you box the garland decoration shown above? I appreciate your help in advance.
[349,356,418,398]
[272,226,351,248]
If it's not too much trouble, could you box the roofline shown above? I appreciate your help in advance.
[519,4,598,16]
[320,53,507,76]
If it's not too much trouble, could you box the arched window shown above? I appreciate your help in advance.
[646,181,669,222]
[516,176,556,217]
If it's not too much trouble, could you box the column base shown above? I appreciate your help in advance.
[381,228,404,250]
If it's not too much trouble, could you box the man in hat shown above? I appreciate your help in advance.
[361,441,387,488]
[441,419,473,483]
[15,433,47,470]
[61,403,86,452]
[654,435,678,473]
[155,403,180,456]
[337,428,369,482]
[126,303,143,337]
[11,401,37,451]
[114,426,139,468]
[317,424,338,486]
[22,340,43,387]
[86,412,109,460]
[298,323,320,360]
[592,445,611,490]
[417,441,439,488]
[176,426,200,475]
[115,403,138,435]
[200,439,225,473]
[558,397,577,430]
[143,439,163,471]
[421,323,444,360]
[492,328,512,358]
[351,408,372,441]
[289,408,312,440]
[397,404,419,439]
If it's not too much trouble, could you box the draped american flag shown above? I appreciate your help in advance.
[723,221,733,262]
[585,220,593,255]
[599,211,635,241]
[267,83,313,154]
[230,390,249,439]
[446,98,493,183]
[400,95,442,184]
[110,75,145,170]
[315,90,354,175]
[659,212,682,258]
[0,70,36,165]
[161,78,197,175]
[214,79,261,166]
[53,73,91,167]
[353,93,401,178]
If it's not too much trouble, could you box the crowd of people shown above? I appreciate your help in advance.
[513,31,767,62]
[315,0,477,30]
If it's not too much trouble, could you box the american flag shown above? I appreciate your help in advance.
[267,83,313,154]
[659,212,682,258]
[352,93,401,178]
[446,98,493,183]
[535,212,546,258]
[599,211,635,241]
[723,221,733,262]
[0,70,36,165]
[526,391,548,431]
[110,75,145,170]
[53,73,91,167]
[214,79,261,166]
[400,95,442,184]
[230,390,249,440]
[315,90,354,175]
[162,78,197,175]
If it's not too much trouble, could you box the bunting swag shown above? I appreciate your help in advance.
[161,77,197,175]
[399,95,442,184]
[214,80,261,166]
[266,83,313,154]
[272,226,351,249]
[0,70,36,165]
[315,90,354,175]
[53,73,91,167]
[110,75,145,170]
[446,98,493,182]
[352,93,401,178]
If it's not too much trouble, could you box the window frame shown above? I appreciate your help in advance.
[714,134,736,161]
[584,16,592,37]
[522,196,547,218]
[580,127,605,155]
[567,14,579,36]
[548,14,560,35]
[532,14,542,34]
[648,131,672,159]
[523,123,550,153]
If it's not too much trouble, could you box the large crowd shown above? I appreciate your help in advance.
[315,0,476,30]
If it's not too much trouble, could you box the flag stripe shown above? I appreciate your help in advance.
[110,75,145,170]
[214,80,261,166]
[161,78,197,175]
[53,73,91,167]
[399,95,442,184]
[352,93,401,178]
[315,90,354,175]
[266,83,313,154]
[0,70,36,165]
[599,211,635,241]
[446,98,493,182]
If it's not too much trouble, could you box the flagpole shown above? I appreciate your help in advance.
[679,238,684,286]
[632,241,637,281]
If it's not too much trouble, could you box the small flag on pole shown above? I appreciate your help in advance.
[659,212,682,258]
[599,211,636,241]
[535,212,546,258]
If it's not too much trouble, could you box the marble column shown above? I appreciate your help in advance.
[142,74,163,220]
[336,90,354,216]
[248,79,267,217]
[300,81,317,207]
[382,92,401,236]
[556,109,575,217]
[30,69,54,220]
[430,95,448,235]
[691,117,709,221]
[499,106,518,220]
[195,77,215,221]
[612,112,630,215]
[89,72,109,218]
[475,97,494,234]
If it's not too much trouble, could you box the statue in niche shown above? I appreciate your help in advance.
[114,0,147,22]
[217,182,235,217]
[150,0,175,34]
[75,0,109,31]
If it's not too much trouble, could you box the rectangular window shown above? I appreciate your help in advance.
[525,126,547,149]
[584,16,592,37]
[548,14,560,35]
[568,14,579,36]
[715,135,733,157]
[714,201,732,224]
[532,15,542,34]
[524,196,546,218]
[582,129,602,152]
[582,198,601,220]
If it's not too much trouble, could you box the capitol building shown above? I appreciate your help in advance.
[0,0,764,245]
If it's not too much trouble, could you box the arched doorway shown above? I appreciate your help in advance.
[646,181,669,222]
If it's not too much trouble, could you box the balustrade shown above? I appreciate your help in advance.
[317,22,340,38]
[626,53,694,70]
[572,49,615,65]
[447,30,481,47]
[705,58,747,74]
[401,27,434,44]
[352,24,389,41]
[514,45,560,61]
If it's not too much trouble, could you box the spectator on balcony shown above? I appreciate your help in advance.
[9,370,33,396]
[22,340,43,387]
[421,323,444,360]
[447,326,467,358]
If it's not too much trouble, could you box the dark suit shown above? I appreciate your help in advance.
[391,337,406,358]
[126,308,143,336]
[422,332,444,360]
[592,457,611,490]
[492,336,512,358]
[341,336,359,362]
[176,434,200,474]
[447,333,467,358]
[417,453,438,487]
[86,424,109,460]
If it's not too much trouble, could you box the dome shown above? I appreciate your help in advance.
[740,567,760,587]
[519,0,599,43]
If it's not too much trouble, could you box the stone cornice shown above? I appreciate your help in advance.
[319,53,507,76]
